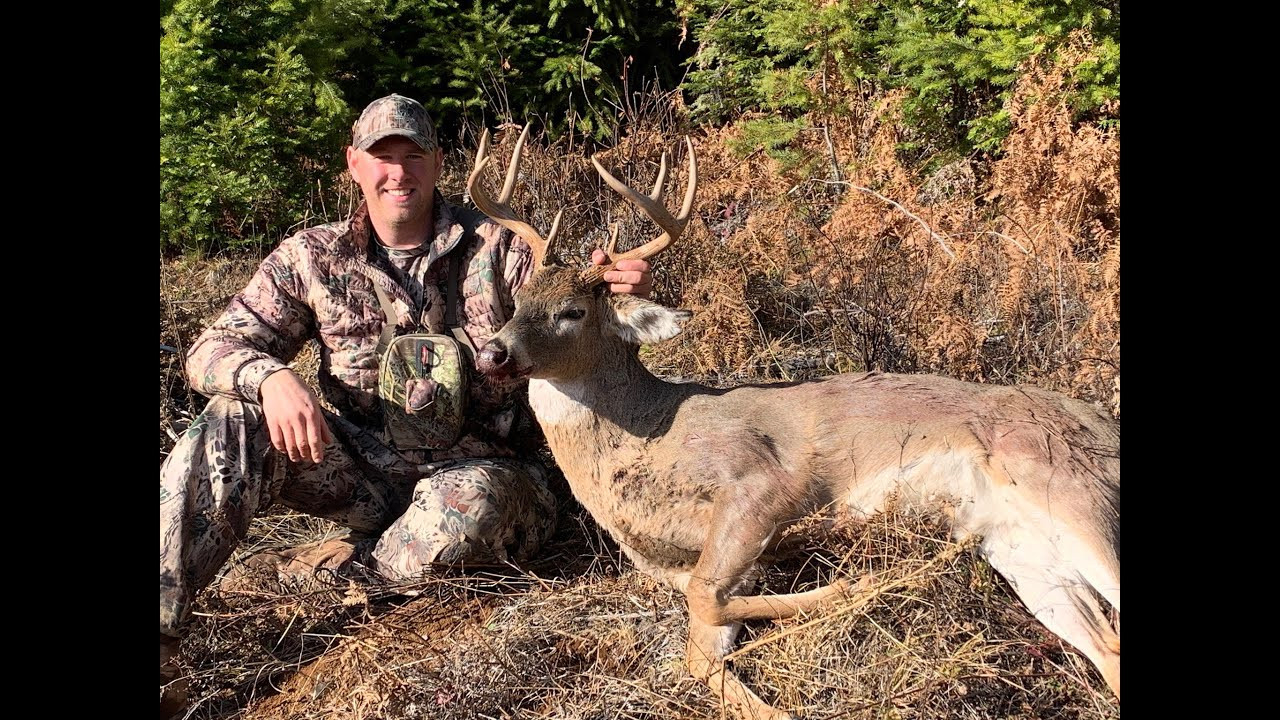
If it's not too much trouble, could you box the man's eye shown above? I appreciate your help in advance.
[559,308,586,321]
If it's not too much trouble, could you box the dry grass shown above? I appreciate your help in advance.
[160,43,1119,720]
[174,505,1117,720]
[639,38,1119,411]
[160,254,260,456]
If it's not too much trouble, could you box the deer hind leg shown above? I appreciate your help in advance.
[717,573,874,622]
[981,528,1120,699]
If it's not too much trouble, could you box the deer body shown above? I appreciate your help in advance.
[489,284,1120,719]
[466,132,1119,719]
[532,365,1119,591]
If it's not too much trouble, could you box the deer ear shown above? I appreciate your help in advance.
[607,295,692,345]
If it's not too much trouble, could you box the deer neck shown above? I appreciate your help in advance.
[526,346,707,579]
[527,343,686,452]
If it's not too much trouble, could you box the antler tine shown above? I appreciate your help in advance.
[547,208,564,249]
[499,124,529,202]
[648,151,669,203]
[582,137,698,286]
[466,126,560,267]
[676,137,698,223]
[606,222,621,257]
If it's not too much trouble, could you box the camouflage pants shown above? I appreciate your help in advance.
[159,397,556,637]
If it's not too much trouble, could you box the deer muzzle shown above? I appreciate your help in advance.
[476,339,528,381]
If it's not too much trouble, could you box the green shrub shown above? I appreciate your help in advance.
[681,0,1119,161]
[160,0,355,255]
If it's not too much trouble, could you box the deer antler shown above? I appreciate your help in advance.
[467,125,563,267]
[582,137,698,286]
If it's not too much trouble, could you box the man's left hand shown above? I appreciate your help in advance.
[591,249,652,297]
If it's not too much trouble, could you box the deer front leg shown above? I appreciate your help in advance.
[686,614,795,720]
[681,494,822,719]
[685,495,855,627]
[717,574,874,622]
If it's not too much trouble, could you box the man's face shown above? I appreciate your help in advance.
[346,136,444,231]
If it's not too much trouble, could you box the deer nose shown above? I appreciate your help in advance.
[477,342,510,375]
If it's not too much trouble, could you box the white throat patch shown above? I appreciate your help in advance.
[528,378,595,426]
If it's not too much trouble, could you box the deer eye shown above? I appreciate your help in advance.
[558,307,586,321]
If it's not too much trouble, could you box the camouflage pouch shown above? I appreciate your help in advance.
[363,247,477,451]
[378,334,469,450]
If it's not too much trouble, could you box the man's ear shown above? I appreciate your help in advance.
[432,148,444,173]
[606,294,692,345]
[346,146,361,179]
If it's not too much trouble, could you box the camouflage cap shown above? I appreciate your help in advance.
[351,94,439,152]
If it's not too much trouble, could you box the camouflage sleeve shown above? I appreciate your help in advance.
[185,237,318,403]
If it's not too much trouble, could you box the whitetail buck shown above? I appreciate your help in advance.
[468,128,1120,719]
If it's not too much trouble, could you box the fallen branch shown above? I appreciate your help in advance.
[820,180,957,260]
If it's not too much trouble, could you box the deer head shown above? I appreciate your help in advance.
[470,130,698,382]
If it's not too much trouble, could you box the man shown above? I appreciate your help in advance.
[159,94,653,716]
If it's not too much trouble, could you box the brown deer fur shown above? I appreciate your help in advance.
[477,274,1120,720]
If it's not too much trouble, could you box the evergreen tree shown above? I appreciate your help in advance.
[160,0,360,254]
[681,0,1119,161]
[160,0,689,255]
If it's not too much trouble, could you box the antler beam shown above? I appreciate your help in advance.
[581,137,698,286]
[467,125,563,267]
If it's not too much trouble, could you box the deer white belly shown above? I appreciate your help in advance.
[841,448,997,538]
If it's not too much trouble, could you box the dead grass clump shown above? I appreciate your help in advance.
[986,33,1120,412]
[732,506,1118,719]
[160,254,263,457]
[178,549,367,714]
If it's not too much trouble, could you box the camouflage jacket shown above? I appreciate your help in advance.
[186,192,535,458]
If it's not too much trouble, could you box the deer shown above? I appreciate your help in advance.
[465,127,1120,720]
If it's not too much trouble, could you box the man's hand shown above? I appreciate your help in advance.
[260,369,333,464]
[591,249,652,297]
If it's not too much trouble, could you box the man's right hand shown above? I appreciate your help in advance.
[260,369,333,464]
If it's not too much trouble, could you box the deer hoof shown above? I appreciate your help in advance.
[847,573,876,595]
